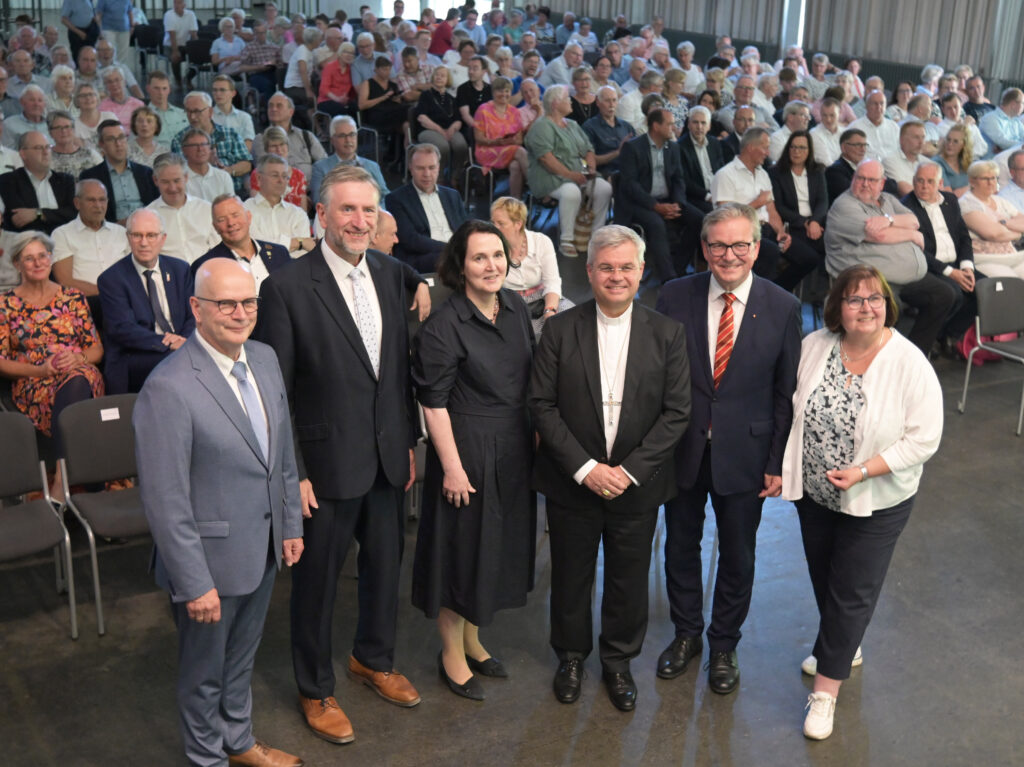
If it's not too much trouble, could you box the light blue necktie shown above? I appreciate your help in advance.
[230,361,269,462]
[349,269,380,378]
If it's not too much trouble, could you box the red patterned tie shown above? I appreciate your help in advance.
[713,293,736,389]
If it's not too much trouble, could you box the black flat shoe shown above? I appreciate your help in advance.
[466,654,508,678]
[602,669,637,711]
[553,658,584,704]
[437,651,484,701]
[706,650,740,695]
[657,635,703,680]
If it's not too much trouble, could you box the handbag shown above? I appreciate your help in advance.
[956,324,1017,366]
[573,177,597,253]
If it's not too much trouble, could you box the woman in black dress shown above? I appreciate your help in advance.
[411,220,535,701]
[357,55,408,157]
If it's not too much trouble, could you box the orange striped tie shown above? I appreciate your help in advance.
[713,293,736,389]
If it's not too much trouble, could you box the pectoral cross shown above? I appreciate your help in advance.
[604,395,620,427]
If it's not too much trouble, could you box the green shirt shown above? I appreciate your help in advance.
[525,116,594,198]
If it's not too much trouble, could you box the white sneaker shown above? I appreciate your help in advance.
[803,691,837,740]
[801,645,862,676]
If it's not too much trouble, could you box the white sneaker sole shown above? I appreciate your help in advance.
[801,646,862,676]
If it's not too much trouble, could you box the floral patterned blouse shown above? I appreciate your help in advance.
[801,344,865,511]
[0,287,105,435]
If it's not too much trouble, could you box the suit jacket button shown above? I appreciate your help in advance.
[264,513,271,520]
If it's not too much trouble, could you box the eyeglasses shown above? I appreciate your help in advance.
[853,175,884,184]
[705,241,754,257]
[19,254,51,265]
[182,142,211,149]
[842,294,885,309]
[185,107,210,115]
[332,132,358,140]
[195,296,261,314]
[23,145,51,152]
[103,134,129,143]
[594,264,639,274]
[844,142,868,149]
[128,231,164,241]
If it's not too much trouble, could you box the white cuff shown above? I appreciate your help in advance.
[573,459,598,485]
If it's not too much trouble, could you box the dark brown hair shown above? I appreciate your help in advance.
[436,220,510,290]
[823,265,899,333]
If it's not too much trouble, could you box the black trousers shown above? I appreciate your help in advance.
[895,273,961,354]
[547,498,659,673]
[796,494,914,680]
[775,226,824,292]
[623,201,704,285]
[67,21,100,62]
[663,442,765,652]
[290,462,404,699]
[939,268,985,338]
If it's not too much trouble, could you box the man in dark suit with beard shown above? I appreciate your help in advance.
[529,224,691,712]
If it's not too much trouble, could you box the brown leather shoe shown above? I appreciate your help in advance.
[228,740,304,767]
[298,696,355,744]
[347,655,422,707]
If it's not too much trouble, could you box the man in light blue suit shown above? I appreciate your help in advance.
[309,115,388,205]
[134,258,305,767]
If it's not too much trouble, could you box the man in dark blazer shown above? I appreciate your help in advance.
[720,105,756,164]
[655,203,801,695]
[614,109,704,288]
[825,127,899,204]
[134,258,305,767]
[529,225,691,712]
[384,143,468,274]
[0,131,75,234]
[190,194,291,289]
[97,209,195,394]
[902,161,977,341]
[79,120,159,225]
[255,165,423,746]
[678,106,725,213]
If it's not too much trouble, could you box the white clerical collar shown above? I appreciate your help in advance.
[596,302,633,326]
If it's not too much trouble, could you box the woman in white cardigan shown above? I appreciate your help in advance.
[781,265,943,741]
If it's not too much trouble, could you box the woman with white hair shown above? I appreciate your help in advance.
[676,41,704,100]
[803,53,832,102]
[959,160,1024,277]
[284,25,323,127]
[210,17,245,74]
[46,65,79,117]
[524,84,612,257]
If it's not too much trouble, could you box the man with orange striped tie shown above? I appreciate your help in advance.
[655,202,802,695]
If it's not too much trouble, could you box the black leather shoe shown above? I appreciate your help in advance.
[656,635,704,679]
[706,650,740,695]
[602,670,637,711]
[466,654,508,678]
[553,658,584,704]
[438,652,484,701]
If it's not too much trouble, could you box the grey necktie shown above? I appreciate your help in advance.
[230,361,269,462]
[349,269,380,378]
[143,269,173,333]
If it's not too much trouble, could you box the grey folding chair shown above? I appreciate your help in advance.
[0,412,78,639]
[58,394,148,635]
[957,277,1024,435]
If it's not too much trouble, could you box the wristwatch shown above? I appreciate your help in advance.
[884,213,894,226]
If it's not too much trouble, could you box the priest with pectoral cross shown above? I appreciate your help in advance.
[529,224,691,713]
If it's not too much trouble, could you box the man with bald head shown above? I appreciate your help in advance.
[850,90,900,161]
[718,75,779,134]
[826,158,959,354]
[0,130,75,233]
[371,209,399,255]
[134,256,305,767]
[52,178,130,299]
[98,208,196,393]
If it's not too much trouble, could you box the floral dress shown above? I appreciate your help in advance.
[473,101,522,170]
[801,344,864,511]
[50,146,103,180]
[249,166,309,208]
[0,287,105,435]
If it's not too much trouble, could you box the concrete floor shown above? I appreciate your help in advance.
[4,220,1024,767]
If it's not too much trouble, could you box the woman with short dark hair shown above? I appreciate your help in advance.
[411,219,535,701]
[782,265,943,741]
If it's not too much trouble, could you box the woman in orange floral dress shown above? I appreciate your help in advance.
[473,76,528,197]
[0,232,105,500]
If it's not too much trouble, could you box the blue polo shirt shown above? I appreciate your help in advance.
[95,0,132,32]
[61,0,96,27]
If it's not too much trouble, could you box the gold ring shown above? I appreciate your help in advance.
[602,489,611,497]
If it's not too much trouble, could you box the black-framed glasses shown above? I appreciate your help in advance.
[842,294,885,309]
[195,296,261,314]
[706,241,754,257]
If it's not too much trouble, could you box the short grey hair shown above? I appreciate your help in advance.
[257,152,290,172]
[10,231,54,265]
[185,90,213,108]
[319,164,380,208]
[153,152,188,175]
[302,27,321,46]
[920,64,943,83]
[356,31,375,46]
[218,17,236,32]
[677,41,695,56]
[783,100,810,119]
[20,84,45,101]
[262,125,289,144]
[409,142,441,162]
[50,64,75,83]
[639,71,664,91]
[102,67,125,85]
[76,178,108,197]
[587,224,646,265]
[126,208,166,233]
[563,42,582,55]
[17,131,49,150]
[967,159,999,179]
[702,202,762,243]
[914,159,943,182]
[46,110,75,129]
[812,52,829,65]
[689,105,711,122]
[740,126,770,149]
[329,115,358,133]
[542,84,568,115]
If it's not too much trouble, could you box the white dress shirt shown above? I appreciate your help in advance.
[228,239,272,292]
[186,164,235,202]
[52,216,130,283]
[320,237,383,362]
[692,139,714,195]
[849,116,900,162]
[809,123,841,166]
[415,186,454,242]
[573,303,638,486]
[244,193,312,255]
[193,330,268,429]
[132,256,174,331]
[711,157,773,222]
[146,195,220,264]
[707,271,753,372]
[917,195,971,273]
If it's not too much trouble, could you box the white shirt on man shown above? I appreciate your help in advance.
[810,123,841,166]
[915,195,964,273]
[146,194,220,263]
[244,193,311,254]
[131,254,174,331]
[52,216,130,283]
[415,185,453,242]
[186,164,234,201]
[849,115,900,161]
[193,329,268,428]
[711,157,773,222]
[320,235,383,361]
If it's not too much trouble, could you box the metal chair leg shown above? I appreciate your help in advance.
[1017,381,1024,436]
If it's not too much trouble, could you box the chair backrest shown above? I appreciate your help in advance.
[0,412,44,497]
[185,38,213,63]
[57,394,139,486]
[134,24,162,50]
[976,277,1024,337]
